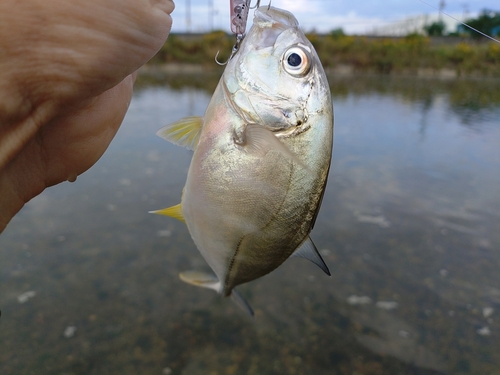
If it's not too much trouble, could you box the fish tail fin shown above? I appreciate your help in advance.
[230,289,254,317]
[149,203,185,223]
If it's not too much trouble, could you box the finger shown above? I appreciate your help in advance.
[41,74,137,186]
[0,0,173,171]
[0,74,136,232]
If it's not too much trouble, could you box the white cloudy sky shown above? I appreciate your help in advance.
[169,0,499,34]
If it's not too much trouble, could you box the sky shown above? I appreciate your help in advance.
[169,0,500,35]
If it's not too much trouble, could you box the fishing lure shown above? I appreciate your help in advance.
[217,0,263,65]
[230,0,251,35]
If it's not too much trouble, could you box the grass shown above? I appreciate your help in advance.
[149,32,500,77]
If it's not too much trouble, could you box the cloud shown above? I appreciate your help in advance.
[169,0,499,34]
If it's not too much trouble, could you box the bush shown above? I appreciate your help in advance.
[148,32,500,77]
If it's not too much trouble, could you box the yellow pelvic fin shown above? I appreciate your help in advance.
[156,116,203,151]
[149,203,185,223]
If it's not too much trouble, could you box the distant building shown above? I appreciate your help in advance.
[369,14,460,36]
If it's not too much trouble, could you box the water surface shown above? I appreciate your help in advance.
[1,75,499,375]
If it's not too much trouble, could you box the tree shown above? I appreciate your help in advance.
[424,21,446,36]
[330,28,346,38]
[461,9,500,38]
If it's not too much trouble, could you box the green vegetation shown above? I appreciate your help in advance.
[149,31,233,66]
[307,33,500,76]
[461,9,500,39]
[424,21,446,36]
[424,9,500,38]
[149,31,500,77]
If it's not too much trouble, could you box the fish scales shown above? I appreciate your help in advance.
[152,6,333,314]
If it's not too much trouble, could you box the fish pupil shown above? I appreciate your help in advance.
[287,53,302,67]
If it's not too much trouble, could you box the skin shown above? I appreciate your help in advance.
[0,0,175,233]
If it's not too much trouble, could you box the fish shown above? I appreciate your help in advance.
[151,5,334,315]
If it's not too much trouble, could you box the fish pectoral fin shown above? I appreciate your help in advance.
[156,116,203,150]
[179,271,220,292]
[292,236,331,276]
[149,203,185,223]
[241,124,308,170]
[230,289,254,317]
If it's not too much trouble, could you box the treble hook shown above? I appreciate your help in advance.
[249,0,271,10]
[249,0,260,9]
[215,34,244,66]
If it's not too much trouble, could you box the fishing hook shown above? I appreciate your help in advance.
[249,0,260,9]
[215,0,272,65]
[250,0,271,9]
[215,34,244,66]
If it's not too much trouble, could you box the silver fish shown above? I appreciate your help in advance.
[151,6,333,315]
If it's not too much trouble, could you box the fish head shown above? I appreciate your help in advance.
[223,6,331,136]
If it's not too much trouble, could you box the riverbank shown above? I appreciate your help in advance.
[138,62,492,81]
[147,32,500,78]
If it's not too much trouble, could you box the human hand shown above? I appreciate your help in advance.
[0,0,174,232]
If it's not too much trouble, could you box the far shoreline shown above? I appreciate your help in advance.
[138,63,499,80]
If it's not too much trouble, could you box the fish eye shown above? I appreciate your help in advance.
[282,47,311,76]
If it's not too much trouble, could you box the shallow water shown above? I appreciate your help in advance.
[1,75,500,375]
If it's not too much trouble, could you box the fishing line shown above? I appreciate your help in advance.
[418,0,500,44]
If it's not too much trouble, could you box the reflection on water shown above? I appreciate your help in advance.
[1,75,500,375]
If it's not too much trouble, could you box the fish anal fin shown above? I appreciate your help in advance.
[292,236,331,276]
[179,271,220,292]
[157,116,203,150]
[149,203,185,223]
[231,288,254,317]
[240,124,308,170]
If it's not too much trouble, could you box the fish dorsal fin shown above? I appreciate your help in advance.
[179,271,220,292]
[149,203,185,223]
[241,124,308,170]
[156,116,203,150]
[292,237,331,276]
[231,289,254,317]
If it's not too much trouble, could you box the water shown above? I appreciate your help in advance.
[1,74,499,375]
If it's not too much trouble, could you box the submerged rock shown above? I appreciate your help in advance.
[17,291,36,304]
